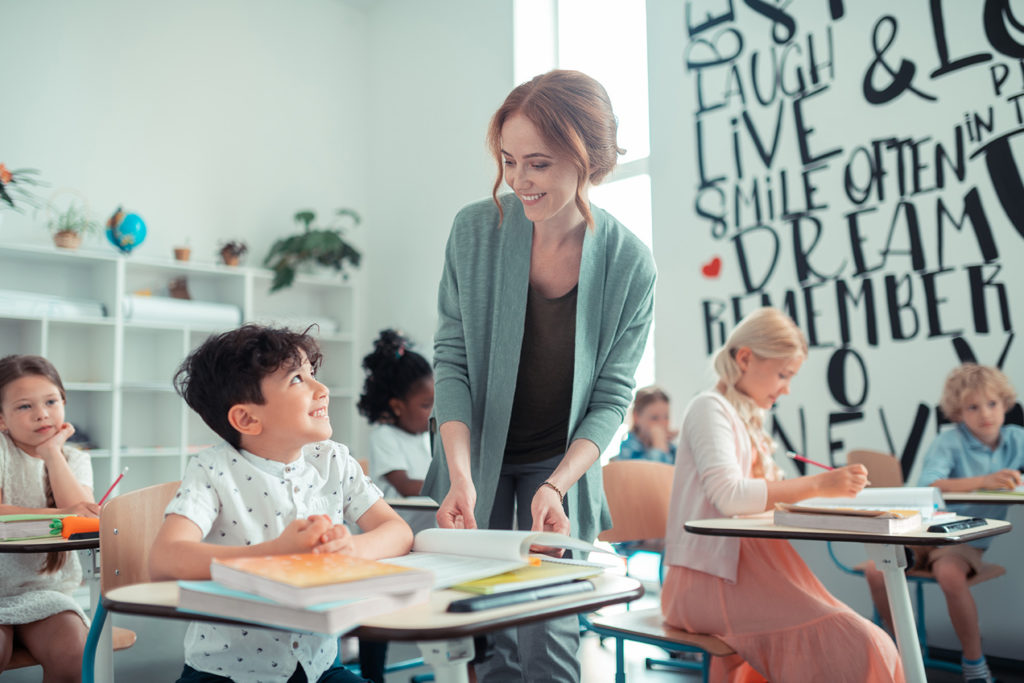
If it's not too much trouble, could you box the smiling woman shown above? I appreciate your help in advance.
[421,69,656,683]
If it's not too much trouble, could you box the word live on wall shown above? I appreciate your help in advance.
[680,1,1024,474]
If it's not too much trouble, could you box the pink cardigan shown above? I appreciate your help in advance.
[664,391,769,583]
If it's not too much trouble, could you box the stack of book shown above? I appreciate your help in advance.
[178,553,433,635]
[772,486,946,534]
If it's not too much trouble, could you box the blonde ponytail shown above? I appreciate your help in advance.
[713,308,807,480]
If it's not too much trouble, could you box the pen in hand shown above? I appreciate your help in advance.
[786,451,834,471]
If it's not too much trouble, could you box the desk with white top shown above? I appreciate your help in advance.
[101,573,643,683]
[684,516,1011,683]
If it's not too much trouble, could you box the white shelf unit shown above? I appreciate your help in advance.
[0,243,360,494]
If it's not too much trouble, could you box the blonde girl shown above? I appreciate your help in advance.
[661,308,904,683]
[0,354,98,680]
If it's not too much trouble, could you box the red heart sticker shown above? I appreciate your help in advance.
[701,256,722,278]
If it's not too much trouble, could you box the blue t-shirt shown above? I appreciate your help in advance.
[915,423,1024,549]
[613,432,676,465]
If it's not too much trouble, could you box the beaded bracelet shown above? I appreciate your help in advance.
[538,480,565,503]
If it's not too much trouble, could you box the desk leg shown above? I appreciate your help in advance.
[865,544,926,683]
[78,548,113,683]
[417,637,473,683]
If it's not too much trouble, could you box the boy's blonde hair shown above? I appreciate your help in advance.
[939,363,1017,422]
[629,385,670,432]
[713,307,807,478]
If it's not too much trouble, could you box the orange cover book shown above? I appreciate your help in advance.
[210,553,434,607]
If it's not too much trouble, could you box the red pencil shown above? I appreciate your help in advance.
[98,467,128,506]
[786,451,834,471]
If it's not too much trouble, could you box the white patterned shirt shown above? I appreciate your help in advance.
[165,441,382,682]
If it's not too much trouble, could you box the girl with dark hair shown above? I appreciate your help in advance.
[356,331,434,683]
[0,354,99,679]
[357,329,434,504]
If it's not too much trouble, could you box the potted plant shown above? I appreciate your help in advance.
[263,208,361,292]
[219,240,248,266]
[48,200,99,250]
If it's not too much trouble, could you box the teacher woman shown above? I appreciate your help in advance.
[421,69,656,682]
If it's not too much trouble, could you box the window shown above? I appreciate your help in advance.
[515,0,654,458]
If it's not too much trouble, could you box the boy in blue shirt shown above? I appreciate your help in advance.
[149,325,413,683]
[867,364,1023,683]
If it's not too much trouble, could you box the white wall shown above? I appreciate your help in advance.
[1,0,370,268]
[355,0,514,456]
[647,0,1024,657]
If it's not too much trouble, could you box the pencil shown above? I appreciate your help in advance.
[98,467,128,506]
[786,451,834,471]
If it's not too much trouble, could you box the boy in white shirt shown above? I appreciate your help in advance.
[149,324,413,683]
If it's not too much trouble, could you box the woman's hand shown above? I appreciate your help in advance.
[37,422,75,462]
[529,484,569,556]
[437,479,477,529]
[816,464,869,498]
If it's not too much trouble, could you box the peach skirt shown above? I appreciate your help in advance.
[661,538,905,683]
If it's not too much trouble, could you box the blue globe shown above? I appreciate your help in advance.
[106,211,147,253]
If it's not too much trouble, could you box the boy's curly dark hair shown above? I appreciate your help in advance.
[174,324,322,448]
[357,329,432,425]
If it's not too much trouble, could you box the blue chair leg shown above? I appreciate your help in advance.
[615,636,626,683]
[82,601,108,683]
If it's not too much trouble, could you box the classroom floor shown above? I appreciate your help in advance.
[5,555,1022,682]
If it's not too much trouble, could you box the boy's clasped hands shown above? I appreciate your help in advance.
[276,514,359,556]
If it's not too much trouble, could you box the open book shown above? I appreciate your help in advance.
[774,503,923,534]
[209,552,434,607]
[383,528,610,589]
[178,580,429,635]
[795,487,943,520]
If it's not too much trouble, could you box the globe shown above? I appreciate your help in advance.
[106,211,147,254]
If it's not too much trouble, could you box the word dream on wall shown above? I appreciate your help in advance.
[681,1,1023,475]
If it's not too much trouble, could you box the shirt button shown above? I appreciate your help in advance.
[285,467,291,473]
[294,486,300,493]
[292,641,299,649]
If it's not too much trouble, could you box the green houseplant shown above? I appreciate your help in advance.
[264,208,361,292]
[48,200,99,250]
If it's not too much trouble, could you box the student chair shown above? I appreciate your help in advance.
[827,450,1006,675]
[583,460,735,683]
[81,480,180,683]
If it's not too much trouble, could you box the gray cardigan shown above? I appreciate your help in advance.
[422,194,656,543]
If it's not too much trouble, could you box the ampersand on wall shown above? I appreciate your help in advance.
[863,15,937,104]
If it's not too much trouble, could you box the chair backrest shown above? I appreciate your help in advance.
[847,450,904,487]
[100,481,180,593]
[598,460,675,543]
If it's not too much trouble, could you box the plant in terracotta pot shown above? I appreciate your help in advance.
[219,240,248,266]
[263,208,361,292]
[48,200,99,250]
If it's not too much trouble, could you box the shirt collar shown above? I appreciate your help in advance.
[238,447,306,477]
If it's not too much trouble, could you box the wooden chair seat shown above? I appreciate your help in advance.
[8,626,135,670]
[590,607,735,657]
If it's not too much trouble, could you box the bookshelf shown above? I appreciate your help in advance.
[0,243,360,493]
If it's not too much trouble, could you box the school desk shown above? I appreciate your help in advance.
[0,535,105,676]
[100,572,643,683]
[942,491,1024,504]
[684,515,1011,683]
